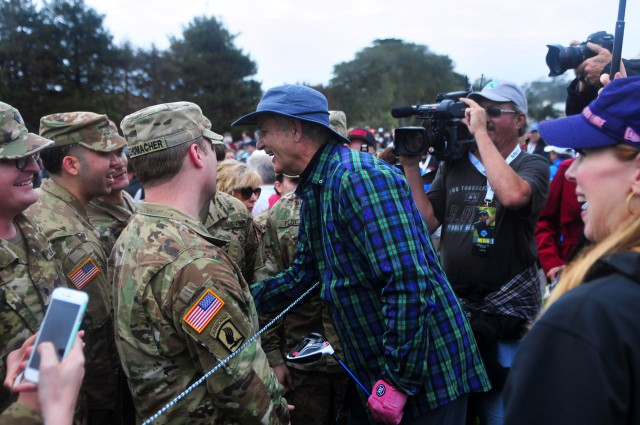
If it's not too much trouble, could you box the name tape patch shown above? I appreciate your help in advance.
[129,139,168,157]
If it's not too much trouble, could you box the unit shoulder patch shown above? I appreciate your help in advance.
[212,317,245,353]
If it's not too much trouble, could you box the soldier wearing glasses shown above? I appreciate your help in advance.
[400,81,550,424]
[0,102,65,422]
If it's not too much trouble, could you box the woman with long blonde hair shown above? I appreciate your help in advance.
[504,76,640,424]
[216,159,262,214]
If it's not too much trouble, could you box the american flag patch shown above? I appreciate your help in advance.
[68,258,101,289]
[183,289,224,333]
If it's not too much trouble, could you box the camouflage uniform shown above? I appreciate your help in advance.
[0,215,63,411]
[0,403,42,425]
[114,101,289,425]
[255,192,348,425]
[23,112,127,424]
[0,102,58,421]
[87,190,138,254]
[200,191,261,283]
[112,203,289,424]
[198,112,260,283]
[24,180,120,422]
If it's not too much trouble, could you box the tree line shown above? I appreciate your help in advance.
[1,0,566,134]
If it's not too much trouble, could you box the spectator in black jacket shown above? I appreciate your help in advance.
[505,76,640,425]
[565,41,640,115]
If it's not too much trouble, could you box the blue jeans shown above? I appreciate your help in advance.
[478,340,522,425]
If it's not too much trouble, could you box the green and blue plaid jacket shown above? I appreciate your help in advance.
[252,142,490,417]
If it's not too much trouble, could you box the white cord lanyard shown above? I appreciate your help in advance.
[142,281,320,425]
[468,145,521,204]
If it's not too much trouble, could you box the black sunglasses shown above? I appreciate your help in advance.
[2,152,40,171]
[486,107,518,118]
[235,186,261,200]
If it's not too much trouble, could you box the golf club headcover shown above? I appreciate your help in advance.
[367,379,408,425]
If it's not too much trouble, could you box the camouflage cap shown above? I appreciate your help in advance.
[121,102,223,158]
[329,110,348,138]
[39,112,127,153]
[0,102,54,159]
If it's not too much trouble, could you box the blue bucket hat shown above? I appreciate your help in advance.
[539,76,640,150]
[232,85,350,144]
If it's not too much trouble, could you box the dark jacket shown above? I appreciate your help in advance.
[504,251,640,424]
[565,58,640,116]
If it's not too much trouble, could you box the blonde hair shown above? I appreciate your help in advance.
[546,144,640,308]
[216,159,262,195]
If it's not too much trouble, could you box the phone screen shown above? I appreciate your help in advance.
[29,299,82,370]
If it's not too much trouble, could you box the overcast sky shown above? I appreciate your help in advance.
[84,0,639,91]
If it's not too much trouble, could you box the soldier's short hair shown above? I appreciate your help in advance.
[130,137,207,186]
[40,144,81,175]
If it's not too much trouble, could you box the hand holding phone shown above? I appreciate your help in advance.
[23,287,88,383]
[37,337,85,424]
[3,334,37,392]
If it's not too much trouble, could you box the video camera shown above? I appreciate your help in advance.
[391,90,475,161]
[546,31,614,77]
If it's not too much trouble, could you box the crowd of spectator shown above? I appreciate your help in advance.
[1,39,639,425]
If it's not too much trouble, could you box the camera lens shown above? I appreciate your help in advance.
[405,133,426,154]
[546,44,598,77]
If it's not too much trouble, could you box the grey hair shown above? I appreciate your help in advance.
[247,153,276,184]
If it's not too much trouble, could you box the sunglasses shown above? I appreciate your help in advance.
[486,107,519,118]
[1,152,40,171]
[235,186,261,200]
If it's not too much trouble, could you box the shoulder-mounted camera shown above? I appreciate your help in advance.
[391,89,476,161]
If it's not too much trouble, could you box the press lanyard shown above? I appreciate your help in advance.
[468,145,521,204]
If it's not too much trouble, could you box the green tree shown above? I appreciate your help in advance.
[134,46,179,106]
[328,39,467,129]
[0,0,123,128]
[164,16,262,132]
[0,0,59,129]
[41,0,120,114]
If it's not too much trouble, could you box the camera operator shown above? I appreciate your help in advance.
[566,41,640,115]
[399,81,550,425]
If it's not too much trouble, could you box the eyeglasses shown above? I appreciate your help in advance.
[234,186,261,200]
[486,107,519,118]
[2,152,40,171]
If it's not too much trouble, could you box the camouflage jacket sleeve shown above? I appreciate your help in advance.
[86,191,138,255]
[253,211,287,367]
[203,193,261,284]
[242,219,261,284]
[0,402,42,425]
[166,257,289,424]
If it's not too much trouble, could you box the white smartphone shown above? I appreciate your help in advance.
[23,287,88,383]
